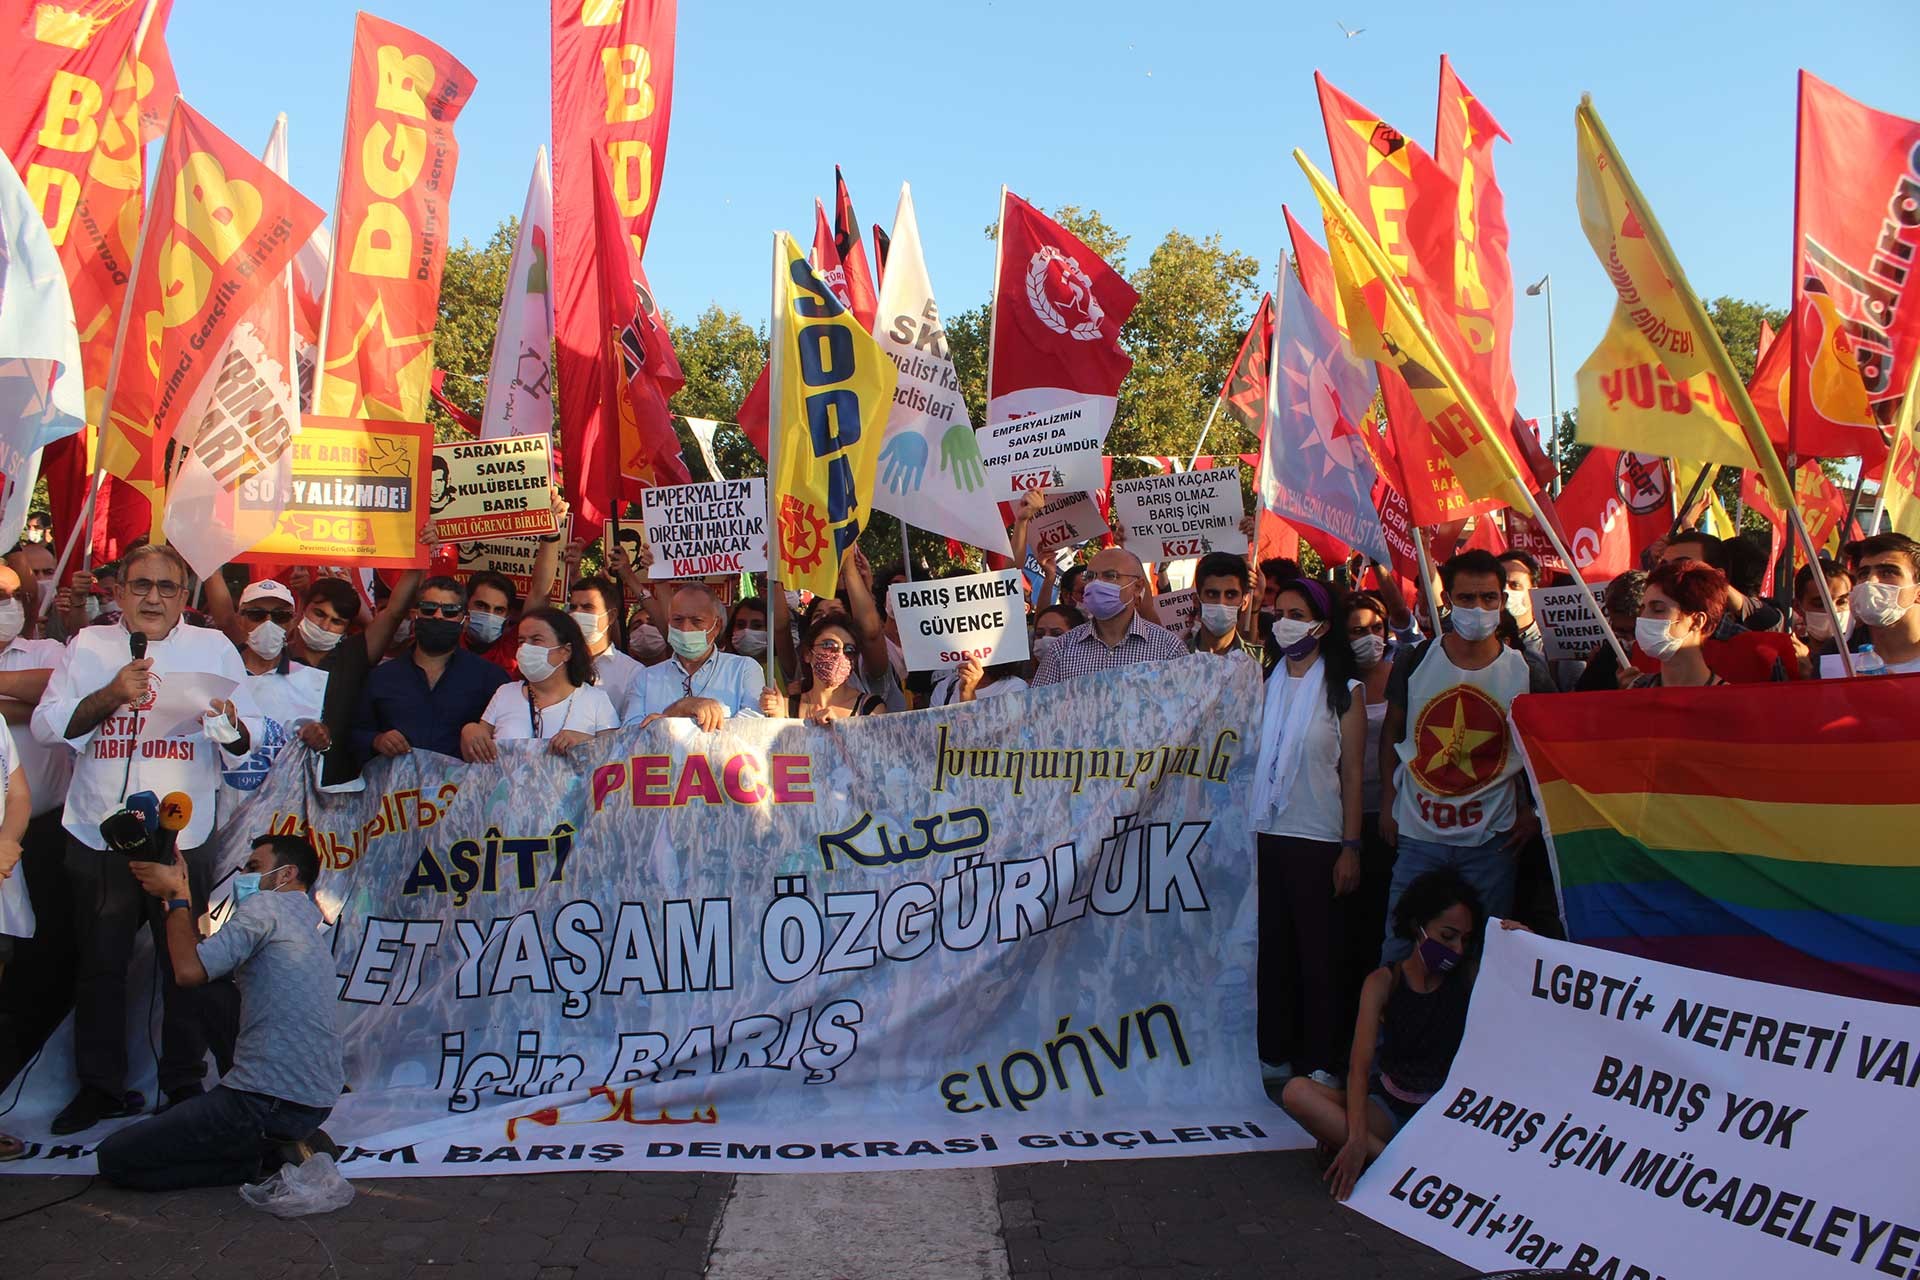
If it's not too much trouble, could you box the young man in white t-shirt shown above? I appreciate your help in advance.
[31,545,261,1134]
[1844,532,1920,674]
[217,580,329,822]
[568,574,642,720]
[1377,549,1538,961]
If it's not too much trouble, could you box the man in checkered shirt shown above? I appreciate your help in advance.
[1031,547,1189,686]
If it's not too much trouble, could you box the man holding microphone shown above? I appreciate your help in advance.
[32,544,258,1135]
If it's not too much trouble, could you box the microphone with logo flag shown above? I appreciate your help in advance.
[126,790,159,834]
[153,793,192,866]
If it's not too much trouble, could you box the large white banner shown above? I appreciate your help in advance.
[1350,927,1920,1278]
[0,658,1299,1177]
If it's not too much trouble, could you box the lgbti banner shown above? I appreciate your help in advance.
[1349,925,1920,1278]
[479,149,557,442]
[1515,678,1920,1006]
[552,0,676,537]
[0,656,1300,1175]
[100,99,323,543]
[871,184,1009,558]
[1793,73,1920,458]
[770,231,897,598]
[234,417,430,569]
[315,13,475,422]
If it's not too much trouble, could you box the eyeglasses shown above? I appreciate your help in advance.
[127,578,183,599]
[812,640,851,655]
[242,607,295,625]
[416,602,466,619]
[1087,570,1142,584]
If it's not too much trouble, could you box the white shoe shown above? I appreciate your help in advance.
[1308,1069,1340,1088]
[1260,1059,1293,1083]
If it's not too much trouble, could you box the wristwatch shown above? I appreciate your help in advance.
[166,897,191,913]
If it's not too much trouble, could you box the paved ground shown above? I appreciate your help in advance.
[0,1150,1466,1280]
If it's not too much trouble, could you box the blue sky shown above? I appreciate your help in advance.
[169,0,1918,434]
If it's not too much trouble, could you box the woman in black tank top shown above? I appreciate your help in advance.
[1280,868,1528,1200]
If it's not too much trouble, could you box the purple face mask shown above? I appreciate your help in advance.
[1418,928,1461,975]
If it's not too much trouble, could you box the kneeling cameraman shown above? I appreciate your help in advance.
[97,834,341,1189]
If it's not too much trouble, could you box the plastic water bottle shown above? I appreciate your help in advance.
[1854,645,1886,677]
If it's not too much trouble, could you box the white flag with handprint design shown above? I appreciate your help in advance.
[873,185,1012,557]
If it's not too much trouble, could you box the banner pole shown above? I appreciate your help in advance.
[1185,395,1226,473]
[898,519,914,582]
[1411,526,1443,639]
[1793,503,1854,677]
[986,186,1007,406]
[1513,481,1633,669]
[763,232,784,690]
[46,468,107,610]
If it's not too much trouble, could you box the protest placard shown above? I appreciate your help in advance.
[1028,491,1109,555]
[427,434,558,543]
[451,517,572,608]
[1110,469,1248,560]
[1349,925,1920,1280]
[889,570,1030,671]
[1154,588,1198,635]
[978,398,1109,496]
[236,418,430,569]
[1530,583,1612,662]
[640,479,769,579]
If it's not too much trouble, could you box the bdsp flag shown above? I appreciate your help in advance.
[100,99,323,539]
[162,115,305,581]
[479,149,556,442]
[770,232,898,597]
[552,0,676,539]
[987,190,1139,437]
[1262,264,1390,564]
[871,184,1010,559]
[315,13,476,422]
[1793,72,1920,458]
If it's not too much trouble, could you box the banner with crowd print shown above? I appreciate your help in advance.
[71,655,1289,1178]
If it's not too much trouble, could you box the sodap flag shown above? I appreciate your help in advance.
[769,232,898,597]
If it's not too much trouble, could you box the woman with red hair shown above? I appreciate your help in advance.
[1629,558,1731,688]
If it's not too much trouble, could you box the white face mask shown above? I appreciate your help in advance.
[1803,609,1847,642]
[467,611,507,644]
[1450,606,1501,642]
[1350,633,1387,667]
[1635,615,1693,662]
[1505,587,1531,618]
[84,594,104,622]
[631,622,666,656]
[246,619,287,660]
[1198,602,1240,636]
[0,598,24,646]
[1851,580,1916,629]
[298,616,343,652]
[1270,616,1322,650]
[570,609,608,645]
[517,642,559,682]
[732,627,769,656]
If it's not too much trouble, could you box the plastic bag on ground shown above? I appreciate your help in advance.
[239,1152,355,1217]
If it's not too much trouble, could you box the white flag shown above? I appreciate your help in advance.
[872,185,1012,557]
[0,149,87,551]
[164,116,303,581]
[480,149,556,441]
[682,416,727,480]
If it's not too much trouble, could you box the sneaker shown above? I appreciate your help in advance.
[1259,1059,1293,1083]
[1308,1069,1341,1088]
[51,1086,138,1136]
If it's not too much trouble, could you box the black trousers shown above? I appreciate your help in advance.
[1257,833,1353,1076]
[64,836,213,1100]
[96,1085,331,1190]
[0,810,76,1085]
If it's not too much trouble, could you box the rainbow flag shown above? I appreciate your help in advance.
[1513,678,1920,1007]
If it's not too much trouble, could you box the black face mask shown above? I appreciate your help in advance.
[415,618,463,655]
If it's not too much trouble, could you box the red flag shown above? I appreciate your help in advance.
[552,0,677,539]
[593,153,688,509]
[872,222,891,285]
[1749,317,1792,446]
[1219,294,1274,444]
[136,0,176,143]
[1741,464,1849,553]
[1793,72,1920,460]
[987,191,1139,429]
[833,167,878,331]
[429,370,481,435]
[810,200,852,309]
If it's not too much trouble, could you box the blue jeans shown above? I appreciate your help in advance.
[1380,834,1517,963]
[96,1085,331,1190]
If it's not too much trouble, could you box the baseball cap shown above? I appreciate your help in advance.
[239,579,297,609]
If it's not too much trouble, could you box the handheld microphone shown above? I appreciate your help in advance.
[126,790,160,834]
[129,631,147,661]
[120,630,150,800]
[100,809,154,859]
[153,792,192,866]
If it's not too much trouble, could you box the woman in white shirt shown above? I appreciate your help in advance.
[929,656,1028,707]
[1250,578,1367,1086]
[467,609,618,759]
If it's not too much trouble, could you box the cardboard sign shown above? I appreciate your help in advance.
[1028,491,1109,556]
[1530,583,1613,662]
[236,418,430,569]
[450,516,572,608]
[428,434,558,543]
[1110,469,1247,560]
[640,480,769,579]
[888,570,1030,671]
[1153,588,1198,635]
[979,399,1109,496]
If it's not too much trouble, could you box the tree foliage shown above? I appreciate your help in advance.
[431,221,518,440]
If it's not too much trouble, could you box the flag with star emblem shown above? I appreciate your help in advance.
[1261,264,1390,564]
[314,14,476,422]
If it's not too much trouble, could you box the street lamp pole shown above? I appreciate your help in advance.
[1526,274,1561,494]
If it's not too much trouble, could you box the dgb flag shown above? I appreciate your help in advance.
[770,232,898,597]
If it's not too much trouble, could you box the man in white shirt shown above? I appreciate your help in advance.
[32,544,261,1134]
[569,575,642,719]
[1845,532,1920,674]
[218,580,329,822]
[625,585,770,730]
[0,560,72,1080]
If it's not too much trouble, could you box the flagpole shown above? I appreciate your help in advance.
[1573,98,1850,676]
[1296,149,1631,671]
[762,232,784,690]
[1667,464,1714,540]
[1185,396,1226,472]
[897,520,915,583]
[310,17,361,420]
[986,186,1008,407]
[1411,527,1443,639]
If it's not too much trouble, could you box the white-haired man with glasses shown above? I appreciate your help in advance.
[624,584,772,731]
[1031,546,1187,686]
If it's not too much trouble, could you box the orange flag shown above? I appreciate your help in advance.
[315,14,476,422]
[99,100,325,538]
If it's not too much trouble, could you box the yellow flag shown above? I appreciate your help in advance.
[1571,99,1797,509]
[1880,363,1920,538]
[1673,462,1735,537]
[1297,154,1532,513]
[769,232,899,598]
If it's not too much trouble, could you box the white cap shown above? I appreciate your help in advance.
[239,579,296,608]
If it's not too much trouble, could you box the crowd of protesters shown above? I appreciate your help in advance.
[0,477,1915,1194]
